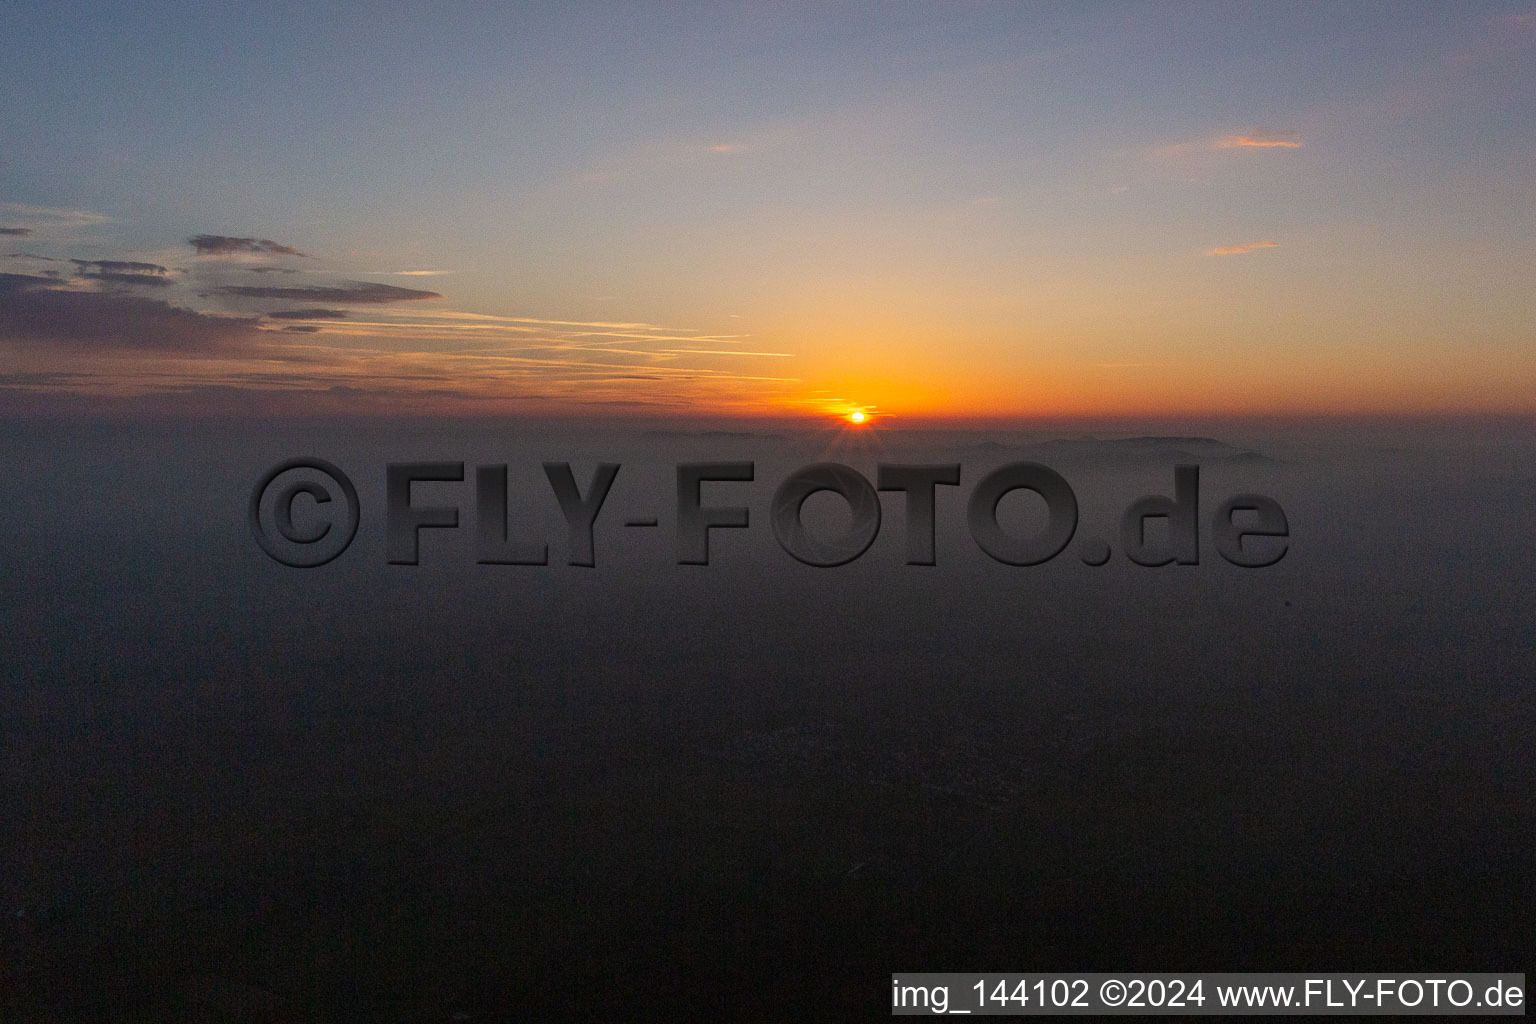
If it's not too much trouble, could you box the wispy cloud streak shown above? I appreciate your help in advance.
[1206,241,1280,255]
[1217,128,1302,149]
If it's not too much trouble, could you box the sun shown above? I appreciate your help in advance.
[848,410,866,424]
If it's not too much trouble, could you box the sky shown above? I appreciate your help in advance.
[2,1,1533,420]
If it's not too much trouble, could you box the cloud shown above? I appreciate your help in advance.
[266,308,350,320]
[72,259,170,275]
[2,228,802,412]
[1217,128,1302,149]
[70,258,175,287]
[189,234,307,257]
[1206,241,1280,255]
[0,273,261,352]
[388,270,453,276]
[0,227,31,236]
[82,272,175,288]
[216,281,443,304]
[425,311,671,330]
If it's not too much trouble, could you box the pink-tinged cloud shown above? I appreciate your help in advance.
[1217,128,1302,149]
[1206,241,1279,255]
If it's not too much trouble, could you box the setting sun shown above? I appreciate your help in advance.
[848,410,866,424]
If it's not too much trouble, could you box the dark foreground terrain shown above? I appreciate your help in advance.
[2,417,1532,1020]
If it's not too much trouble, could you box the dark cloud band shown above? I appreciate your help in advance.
[71,259,175,287]
[219,282,443,303]
[190,235,306,257]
